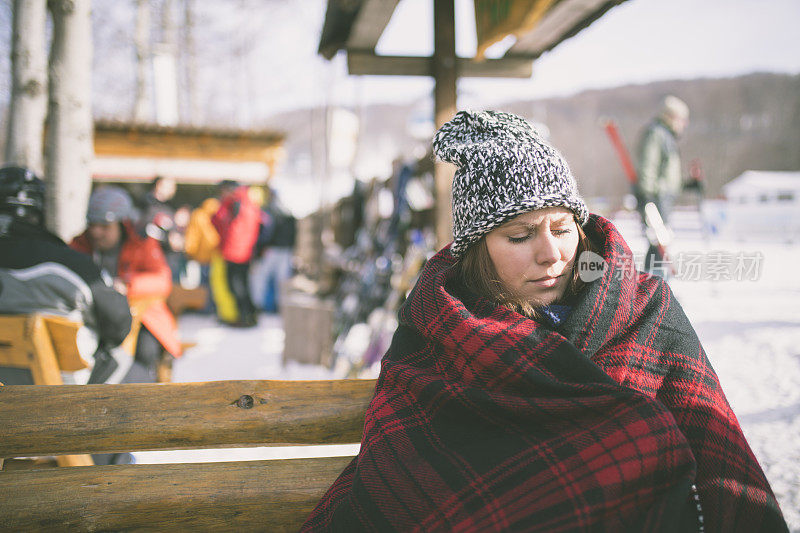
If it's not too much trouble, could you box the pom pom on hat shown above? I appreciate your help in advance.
[432,110,588,258]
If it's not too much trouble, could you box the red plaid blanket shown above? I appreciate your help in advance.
[302,215,786,532]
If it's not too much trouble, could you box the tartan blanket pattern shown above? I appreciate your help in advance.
[302,215,786,532]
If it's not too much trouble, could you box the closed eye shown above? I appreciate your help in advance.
[507,234,531,243]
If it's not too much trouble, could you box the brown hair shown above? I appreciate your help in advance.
[455,219,595,319]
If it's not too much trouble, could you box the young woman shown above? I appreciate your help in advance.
[302,111,787,532]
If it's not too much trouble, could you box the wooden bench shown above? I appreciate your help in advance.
[0,378,375,531]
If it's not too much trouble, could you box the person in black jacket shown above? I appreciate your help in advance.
[256,188,296,313]
[0,166,133,386]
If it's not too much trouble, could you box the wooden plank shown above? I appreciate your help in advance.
[346,0,401,50]
[42,315,89,372]
[1,315,89,372]
[94,126,284,163]
[0,315,31,369]
[0,379,376,458]
[26,316,63,385]
[509,0,625,57]
[347,52,532,78]
[0,343,32,368]
[0,456,352,532]
[474,0,555,58]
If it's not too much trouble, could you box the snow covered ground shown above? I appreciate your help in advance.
[135,211,800,530]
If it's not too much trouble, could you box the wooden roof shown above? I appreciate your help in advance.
[94,121,285,162]
[92,121,286,184]
[318,0,630,77]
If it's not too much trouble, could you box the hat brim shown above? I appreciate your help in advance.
[450,195,588,258]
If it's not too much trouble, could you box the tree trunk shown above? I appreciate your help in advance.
[44,0,93,241]
[181,0,199,125]
[4,0,48,174]
[153,0,179,126]
[133,0,151,123]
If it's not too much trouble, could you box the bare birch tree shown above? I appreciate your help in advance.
[4,0,47,173]
[133,0,151,123]
[44,0,93,240]
[181,0,198,125]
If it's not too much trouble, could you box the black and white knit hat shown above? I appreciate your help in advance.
[433,110,588,258]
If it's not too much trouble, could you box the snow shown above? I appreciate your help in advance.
[135,211,800,530]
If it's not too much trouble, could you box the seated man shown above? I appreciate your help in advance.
[0,166,133,385]
[71,186,182,383]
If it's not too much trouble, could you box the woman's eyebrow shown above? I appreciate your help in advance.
[503,216,572,230]
[501,221,536,230]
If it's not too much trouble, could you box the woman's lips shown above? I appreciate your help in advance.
[529,274,562,287]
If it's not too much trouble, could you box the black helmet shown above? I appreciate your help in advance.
[0,166,45,224]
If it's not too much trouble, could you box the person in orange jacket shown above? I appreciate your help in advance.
[71,186,182,382]
[211,180,260,327]
[184,197,220,265]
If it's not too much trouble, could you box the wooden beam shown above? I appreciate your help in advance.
[347,52,533,78]
[0,380,375,457]
[433,0,457,250]
[94,128,284,162]
[346,0,401,50]
[509,0,625,57]
[0,456,352,532]
[43,315,89,372]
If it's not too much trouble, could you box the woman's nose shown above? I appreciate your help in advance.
[534,233,560,265]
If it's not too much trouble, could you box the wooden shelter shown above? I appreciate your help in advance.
[318,0,629,245]
[92,121,285,186]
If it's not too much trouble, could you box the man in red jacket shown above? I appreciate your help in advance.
[211,180,260,327]
[71,186,182,382]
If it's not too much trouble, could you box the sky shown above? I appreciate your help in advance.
[2,0,799,125]
[320,0,800,112]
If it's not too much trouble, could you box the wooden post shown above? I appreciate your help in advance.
[433,0,457,250]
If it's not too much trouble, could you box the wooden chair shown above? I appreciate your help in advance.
[0,378,376,531]
[0,314,94,467]
[166,285,209,316]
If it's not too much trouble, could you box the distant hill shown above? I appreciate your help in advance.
[262,72,800,210]
[500,72,800,206]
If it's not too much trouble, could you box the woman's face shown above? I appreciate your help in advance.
[485,207,579,307]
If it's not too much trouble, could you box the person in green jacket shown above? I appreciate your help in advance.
[635,95,690,276]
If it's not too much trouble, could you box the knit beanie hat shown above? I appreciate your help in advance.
[87,186,135,224]
[432,110,588,258]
